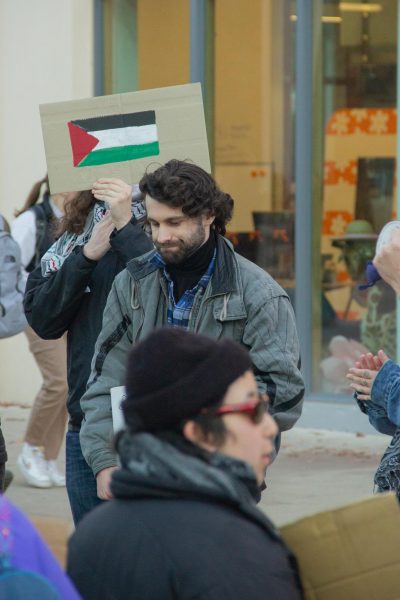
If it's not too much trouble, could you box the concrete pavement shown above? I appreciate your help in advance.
[262,427,388,525]
[1,405,389,528]
[3,406,71,523]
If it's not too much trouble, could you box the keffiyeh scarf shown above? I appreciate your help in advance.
[41,192,147,277]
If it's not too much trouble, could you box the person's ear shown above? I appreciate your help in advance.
[183,420,216,452]
[202,211,215,228]
[182,420,202,444]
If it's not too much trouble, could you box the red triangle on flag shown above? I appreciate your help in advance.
[68,122,99,167]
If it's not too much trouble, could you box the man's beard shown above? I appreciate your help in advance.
[156,221,206,265]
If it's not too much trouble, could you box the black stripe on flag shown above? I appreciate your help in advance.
[72,110,156,132]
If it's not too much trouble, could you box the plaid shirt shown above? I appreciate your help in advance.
[151,250,216,329]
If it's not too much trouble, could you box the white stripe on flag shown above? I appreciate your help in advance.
[89,124,158,151]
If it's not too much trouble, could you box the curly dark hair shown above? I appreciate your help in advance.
[57,190,96,235]
[139,160,234,235]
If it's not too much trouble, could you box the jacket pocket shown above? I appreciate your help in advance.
[196,296,246,342]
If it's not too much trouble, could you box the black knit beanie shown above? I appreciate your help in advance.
[122,327,252,432]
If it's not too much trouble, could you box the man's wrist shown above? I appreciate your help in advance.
[96,466,115,479]
[93,462,118,477]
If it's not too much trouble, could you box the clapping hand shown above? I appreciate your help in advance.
[346,350,389,400]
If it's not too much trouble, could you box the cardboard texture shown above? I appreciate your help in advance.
[40,83,210,194]
[280,493,400,600]
[30,515,72,568]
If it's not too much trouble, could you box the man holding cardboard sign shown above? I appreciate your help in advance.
[80,159,305,500]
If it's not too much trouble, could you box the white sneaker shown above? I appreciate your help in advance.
[46,461,66,487]
[17,443,52,488]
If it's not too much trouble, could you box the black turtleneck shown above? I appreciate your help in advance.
[166,231,216,302]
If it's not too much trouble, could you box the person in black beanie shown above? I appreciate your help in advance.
[68,328,303,600]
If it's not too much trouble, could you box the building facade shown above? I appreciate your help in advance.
[0,0,94,404]
[0,0,397,421]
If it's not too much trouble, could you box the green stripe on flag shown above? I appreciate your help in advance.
[78,141,160,167]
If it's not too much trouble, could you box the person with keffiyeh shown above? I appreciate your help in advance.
[23,178,153,525]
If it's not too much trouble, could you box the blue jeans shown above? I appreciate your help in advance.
[66,431,103,525]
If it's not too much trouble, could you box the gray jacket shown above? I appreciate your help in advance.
[80,235,305,475]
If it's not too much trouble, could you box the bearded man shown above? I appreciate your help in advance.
[80,159,304,500]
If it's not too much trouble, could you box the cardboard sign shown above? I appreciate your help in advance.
[40,83,210,193]
[280,493,400,600]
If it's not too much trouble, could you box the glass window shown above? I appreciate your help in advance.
[136,0,190,89]
[102,0,190,94]
[315,0,397,395]
[103,0,298,302]
[102,0,138,94]
[213,0,297,301]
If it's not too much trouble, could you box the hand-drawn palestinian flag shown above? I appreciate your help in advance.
[67,110,160,167]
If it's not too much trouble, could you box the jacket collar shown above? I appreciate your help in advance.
[210,235,237,296]
[126,247,159,280]
[126,234,238,295]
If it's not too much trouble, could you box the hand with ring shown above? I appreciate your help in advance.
[346,349,389,400]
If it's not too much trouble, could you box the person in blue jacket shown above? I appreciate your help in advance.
[347,224,400,497]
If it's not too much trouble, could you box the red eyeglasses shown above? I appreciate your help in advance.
[212,394,270,425]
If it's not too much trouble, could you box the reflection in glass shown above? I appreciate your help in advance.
[214,0,296,302]
[317,0,397,395]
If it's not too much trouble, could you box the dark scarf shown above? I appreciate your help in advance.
[374,429,400,499]
[111,432,304,596]
[166,231,216,301]
[112,431,280,539]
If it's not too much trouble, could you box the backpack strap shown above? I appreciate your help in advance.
[40,193,54,221]
[31,205,47,251]
[27,194,56,272]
